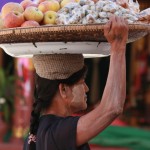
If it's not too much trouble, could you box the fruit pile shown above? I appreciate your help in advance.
[0,0,79,29]
[0,0,149,29]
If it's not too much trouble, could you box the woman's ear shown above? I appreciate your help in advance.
[59,83,68,99]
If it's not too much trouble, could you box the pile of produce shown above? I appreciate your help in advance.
[56,0,139,24]
[0,0,149,29]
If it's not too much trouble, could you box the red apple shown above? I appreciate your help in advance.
[1,2,24,18]
[0,18,5,29]
[3,11,25,28]
[24,6,44,23]
[21,20,40,27]
[36,0,46,4]
[26,3,38,8]
[20,0,34,9]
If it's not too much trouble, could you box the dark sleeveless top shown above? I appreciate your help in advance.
[23,114,90,150]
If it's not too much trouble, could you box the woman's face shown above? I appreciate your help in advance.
[69,79,89,112]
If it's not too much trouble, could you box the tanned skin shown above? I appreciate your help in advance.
[44,15,129,147]
[76,15,129,146]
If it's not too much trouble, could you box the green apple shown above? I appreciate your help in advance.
[24,6,44,23]
[43,10,57,24]
[60,0,76,8]
[38,0,60,13]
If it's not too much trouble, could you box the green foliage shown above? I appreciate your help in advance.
[0,66,15,123]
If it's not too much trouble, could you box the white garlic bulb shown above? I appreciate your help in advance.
[56,0,145,25]
[99,12,108,18]
[103,3,119,13]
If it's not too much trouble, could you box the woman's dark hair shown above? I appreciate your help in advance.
[28,65,87,150]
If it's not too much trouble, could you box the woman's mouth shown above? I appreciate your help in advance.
[85,95,87,102]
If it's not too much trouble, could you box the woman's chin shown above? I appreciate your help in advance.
[72,103,87,114]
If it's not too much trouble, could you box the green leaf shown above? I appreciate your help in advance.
[0,68,6,84]
[0,68,6,97]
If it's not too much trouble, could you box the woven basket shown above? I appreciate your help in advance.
[0,23,149,44]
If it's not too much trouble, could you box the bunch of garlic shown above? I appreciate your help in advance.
[56,0,147,25]
[137,8,150,23]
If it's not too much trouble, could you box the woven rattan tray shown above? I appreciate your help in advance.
[0,23,149,44]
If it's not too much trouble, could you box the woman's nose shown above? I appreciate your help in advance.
[84,83,89,93]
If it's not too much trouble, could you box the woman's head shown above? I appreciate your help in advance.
[33,54,88,112]
[34,64,88,113]
[28,54,88,150]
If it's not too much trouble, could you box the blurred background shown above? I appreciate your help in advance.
[0,0,150,150]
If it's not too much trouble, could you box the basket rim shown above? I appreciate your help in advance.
[0,23,149,36]
[0,23,149,44]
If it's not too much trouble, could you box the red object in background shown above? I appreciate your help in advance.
[11,58,34,143]
[111,118,127,126]
[134,52,148,92]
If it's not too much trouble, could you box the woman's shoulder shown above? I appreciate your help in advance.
[40,114,80,121]
[38,114,80,130]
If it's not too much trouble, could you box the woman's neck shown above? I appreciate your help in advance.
[43,97,72,117]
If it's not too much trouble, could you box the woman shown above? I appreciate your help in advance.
[24,15,128,150]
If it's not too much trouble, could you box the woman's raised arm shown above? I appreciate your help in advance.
[76,15,129,146]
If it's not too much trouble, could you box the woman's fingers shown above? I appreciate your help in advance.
[104,20,112,35]
[104,15,129,44]
[120,17,129,34]
[110,15,128,33]
[124,18,129,26]
[104,15,116,36]
[110,15,118,30]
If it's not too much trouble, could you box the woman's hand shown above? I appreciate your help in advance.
[104,15,129,50]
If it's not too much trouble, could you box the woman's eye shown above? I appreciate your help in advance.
[80,80,84,84]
